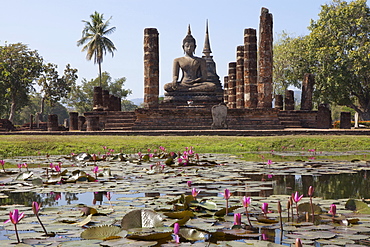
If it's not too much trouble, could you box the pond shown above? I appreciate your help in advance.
[0,151,370,246]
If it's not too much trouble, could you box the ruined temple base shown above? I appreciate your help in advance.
[162,91,224,108]
[132,107,286,130]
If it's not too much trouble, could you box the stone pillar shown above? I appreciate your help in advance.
[354,112,359,128]
[284,90,295,110]
[35,112,40,128]
[108,94,115,111]
[275,95,283,110]
[102,90,110,110]
[244,28,258,109]
[257,7,273,108]
[69,112,79,131]
[47,114,59,131]
[29,114,33,129]
[227,62,237,109]
[301,73,315,110]
[316,104,332,129]
[86,116,100,131]
[78,116,86,131]
[236,45,244,108]
[93,86,103,110]
[143,28,159,109]
[223,76,229,105]
[340,112,351,129]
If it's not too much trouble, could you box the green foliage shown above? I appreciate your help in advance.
[37,63,78,120]
[77,11,116,86]
[14,93,69,125]
[273,32,311,95]
[64,72,132,114]
[274,0,370,120]
[0,43,43,121]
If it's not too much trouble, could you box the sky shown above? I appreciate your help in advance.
[1,0,346,101]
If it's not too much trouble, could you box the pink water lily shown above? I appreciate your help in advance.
[191,188,200,198]
[221,189,231,200]
[241,196,251,208]
[292,191,303,203]
[0,159,5,172]
[308,186,314,197]
[308,186,315,222]
[242,196,253,228]
[292,191,304,217]
[234,213,242,225]
[262,202,269,217]
[4,209,25,243]
[187,181,192,187]
[32,202,48,235]
[173,222,180,243]
[329,204,336,218]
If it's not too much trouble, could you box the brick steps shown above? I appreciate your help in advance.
[104,111,136,130]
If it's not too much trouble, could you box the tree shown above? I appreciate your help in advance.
[16,93,69,125]
[37,63,78,121]
[273,0,370,119]
[0,43,43,122]
[65,72,132,114]
[307,0,370,120]
[273,32,312,96]
[77,11,116,86]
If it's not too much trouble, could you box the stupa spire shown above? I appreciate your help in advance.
[203,20,212,57]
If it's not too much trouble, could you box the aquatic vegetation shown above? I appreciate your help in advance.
[4,209,24,243]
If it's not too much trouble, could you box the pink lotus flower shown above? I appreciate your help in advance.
[173,222,179,235]
[192,188,200,198]
[0,159,5,172]
[187,181,192,187]
[221,189,231,200]
[261,202,269,216]
[32,202,48,235]
[54,165,61,173]
[266,159,273,167]
[329,204,336,217]
[234,213,241,225]
[241,196,251,208]
[308,186,314,197]
[4,209,24,225]
[4,209,25,243]
[292,191,304,203]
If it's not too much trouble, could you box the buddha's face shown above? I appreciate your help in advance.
[183,42,196,55]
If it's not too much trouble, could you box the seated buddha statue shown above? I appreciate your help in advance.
[164,26,217,92]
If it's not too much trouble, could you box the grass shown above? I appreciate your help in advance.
[0,135,369,159]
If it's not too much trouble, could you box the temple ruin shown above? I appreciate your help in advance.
[70,7,332,131]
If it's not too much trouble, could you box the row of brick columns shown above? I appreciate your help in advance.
[93,86,121,111]
[225,8,273,109]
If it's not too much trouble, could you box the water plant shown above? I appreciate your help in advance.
[173,222,180,243]
[241,196,253,228]
[261,202,269,217]
[32,201,48,236]
[191,188,200,199]
[308,185,314,221]
[0,159,5,173]
[4,209,25,243]
[329,204,336,219]
[221,188,231,215]
[292,191,303,217]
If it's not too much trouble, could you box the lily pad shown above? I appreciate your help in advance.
[80,225,123,240]
[121,209,163,230]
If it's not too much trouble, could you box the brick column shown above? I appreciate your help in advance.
[301,73,315,110]
[223,76,229,105]
[284,90,295,110]
[93,86,103,110]
[102,90,110,111]
[227,62,237,109]
[244,28,258,109]
[275,95,283,110]
[316,104,332,129]
[47,114,59,131]
[236,46,244,108]
[144,28,159,109]
[69,112,79,131]
[340,112,351,129]
[257,8,273,108]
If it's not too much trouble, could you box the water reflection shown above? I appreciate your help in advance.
[0,171,369,207]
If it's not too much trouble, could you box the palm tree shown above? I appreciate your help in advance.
[77,11,116,86]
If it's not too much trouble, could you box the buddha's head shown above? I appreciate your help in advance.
[182,25,196,54]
